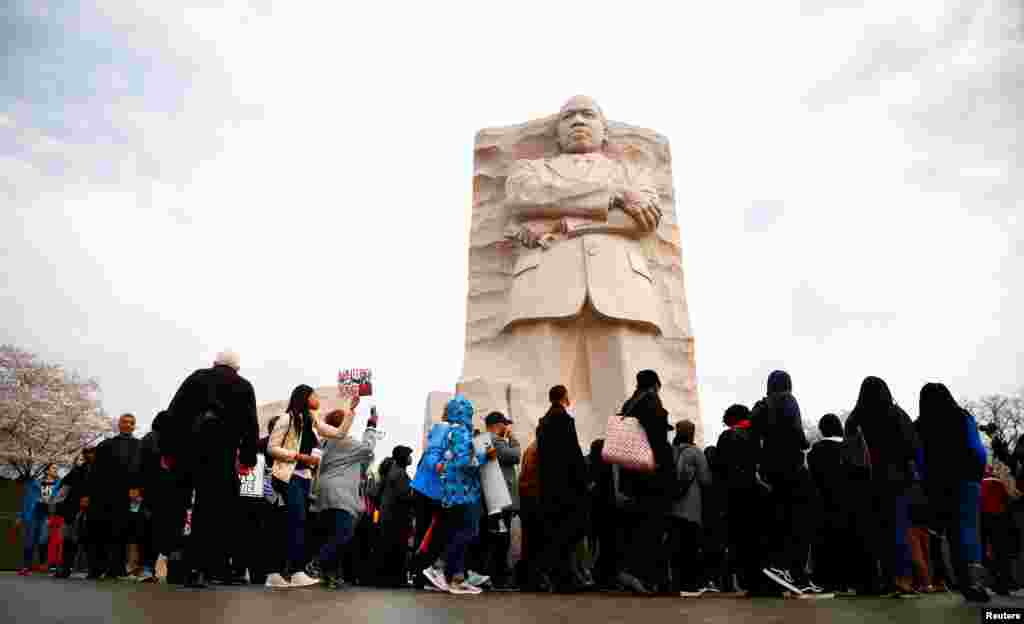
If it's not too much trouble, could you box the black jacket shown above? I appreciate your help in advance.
[132,430,162,493]
[807,438,852,517]
[849,404,919,485]
[380,463,413,523]
[618,391,676,507]
[715,425,759,491]
[88,433,140,508]
[751,393,809,476]
[57,463,92,521]
[163,364,259,468]
[537,405,588,511]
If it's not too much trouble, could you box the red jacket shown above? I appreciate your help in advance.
[981,477,1009,514]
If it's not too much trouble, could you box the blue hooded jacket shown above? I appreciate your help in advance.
[411,421,450,501]
[18,478,42,522]
[440,395,487,508]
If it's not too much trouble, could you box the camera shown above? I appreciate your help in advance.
[979,422,1000,436]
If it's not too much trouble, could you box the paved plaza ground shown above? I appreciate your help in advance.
[1,573,1016,623]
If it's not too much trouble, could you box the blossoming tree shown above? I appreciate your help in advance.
[0,345,109,481]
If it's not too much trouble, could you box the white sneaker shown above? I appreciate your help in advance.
[679,589,707,598]
[265,573,292,589]
[787,591,835,600]
[466,571,491,588]
[289,571,319,588]
[423,567,449,592]
[449,580,483,595]
[763,568,802,594]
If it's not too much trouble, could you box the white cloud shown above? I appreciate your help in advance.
[2,0,1021,454]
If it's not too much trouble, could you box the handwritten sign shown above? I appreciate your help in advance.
[239,454,266,499]
[338,369,373,396]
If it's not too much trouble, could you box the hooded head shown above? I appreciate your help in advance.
[392,445,413,468]
[151,410,168,434]
[854,376,893,416]
[766,370,792,395]
[636,369,662,392]
[723,404,750,427]
[445,395,475,428]
[919,382,958,421]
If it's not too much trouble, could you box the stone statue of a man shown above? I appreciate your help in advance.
[459,96,700,449]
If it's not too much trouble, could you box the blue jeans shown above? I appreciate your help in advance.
[892,493,912,578]
[317,509,355,574]
[21,509,47,568]
[284,477,310,573]
[959,481,982,563]
[444,503,482,579]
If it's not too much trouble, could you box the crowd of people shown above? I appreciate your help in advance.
[13,351,1024,605]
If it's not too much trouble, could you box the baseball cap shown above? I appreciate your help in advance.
[484,411,512,426]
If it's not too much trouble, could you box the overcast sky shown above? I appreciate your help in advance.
[2,1,1021,452]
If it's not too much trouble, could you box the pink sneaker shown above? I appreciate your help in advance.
[17,568,31,577]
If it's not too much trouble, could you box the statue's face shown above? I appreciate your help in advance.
[557,96,606,154]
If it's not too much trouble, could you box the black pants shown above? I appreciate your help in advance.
[517,496,545,587]
[813,510,851,590]
[727,483,782,593]
[59,516,80,573]
[228,496,267,580]
[411,493,448,580]
[183,455,239,577]
[538,503,587,585]
[147,470,189,564]
[376,515,410,586]
[87,502,127,577]
[616,508,669,589]
[930,487,974,593]
[591,505,621,585]
[482,510,515,584]
[669,518,702,591]
[345,512,375,584]
[263,504,289,578]
[763,468,817,583]
[983,512,1015,590]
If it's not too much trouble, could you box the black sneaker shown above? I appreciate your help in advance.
[321,574,341,590]
[962,585,991,603]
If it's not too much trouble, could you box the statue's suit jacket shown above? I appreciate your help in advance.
[503,154,663,335]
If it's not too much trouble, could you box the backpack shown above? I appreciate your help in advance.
[673,444,697,500]
[717,426,757,488]
[840,424,871,475]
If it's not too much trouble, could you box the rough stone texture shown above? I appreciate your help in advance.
[459,103,702,449]
[421,391,452,451]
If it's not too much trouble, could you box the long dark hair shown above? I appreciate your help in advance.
[918,382,968,452]
[286,385,314,430]
[283,384,316,456]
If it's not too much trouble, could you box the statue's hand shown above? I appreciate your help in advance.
[618,189,659,231]
[505,225,555,250]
